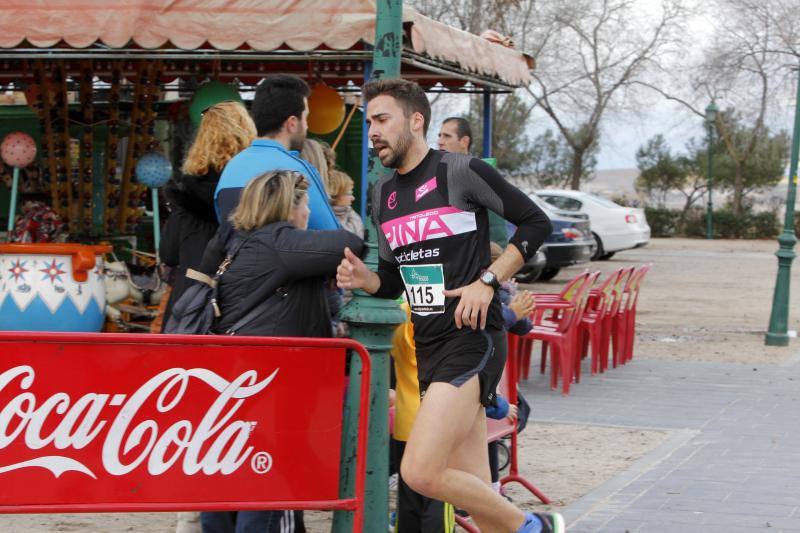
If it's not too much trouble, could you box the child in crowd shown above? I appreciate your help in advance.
[488,241,535,494]
[328,169,364,238]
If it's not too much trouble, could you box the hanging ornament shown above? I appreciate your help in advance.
[135,152,172,189]
[307,83,345,135]
[1,132,37,168]
[188,81,243,127]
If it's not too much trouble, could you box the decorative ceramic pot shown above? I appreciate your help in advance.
[0,243,112,332]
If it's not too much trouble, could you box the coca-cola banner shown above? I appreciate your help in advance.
[0,333,352,512]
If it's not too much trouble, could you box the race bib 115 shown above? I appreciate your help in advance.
[399,264,445,315]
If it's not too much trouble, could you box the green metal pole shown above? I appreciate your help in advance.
[6,167,20,237]
[332,1,405,531]
[765,66,800,346]
[152,188,161,258]
[706,124,714,239]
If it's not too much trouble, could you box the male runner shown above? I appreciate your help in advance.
[337,79,562,533]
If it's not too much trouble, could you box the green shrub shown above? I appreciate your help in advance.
[644,207,680,237]
[680,208,707,238]
[749,211,780,239]
[712,209,751,238]
[653,207,780,239]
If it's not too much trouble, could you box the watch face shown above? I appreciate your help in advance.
[481,271,495,284]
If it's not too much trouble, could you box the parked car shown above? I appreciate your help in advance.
[514,248,547,283]
[508,194,596,282]
[536,189,651,260]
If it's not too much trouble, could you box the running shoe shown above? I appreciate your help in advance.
[517,511,566,533]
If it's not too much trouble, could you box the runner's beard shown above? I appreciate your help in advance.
[378,127,414,169]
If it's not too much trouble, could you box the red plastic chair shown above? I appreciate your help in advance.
[516,272,590,381]
[524,271,599,395]
[616,264,652,365]
[603,267,635,370]
[500,334,550,501]
[579,267,634,374]
[578,269,622,376]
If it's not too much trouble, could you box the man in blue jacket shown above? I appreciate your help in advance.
[215,74,339,245]
[202,74,340,533]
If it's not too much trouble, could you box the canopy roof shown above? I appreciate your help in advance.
[0,0,532,90]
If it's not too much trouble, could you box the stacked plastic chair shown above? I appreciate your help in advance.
[579,267,634,374]
[612,264,652,366]
[516,272,590,381]
[522,271,600,395]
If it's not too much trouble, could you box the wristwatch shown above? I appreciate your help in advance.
[479,269,500,291]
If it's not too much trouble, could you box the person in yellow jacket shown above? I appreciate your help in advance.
[391,302,455,533]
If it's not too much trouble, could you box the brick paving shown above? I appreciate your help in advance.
[520,351,800,532]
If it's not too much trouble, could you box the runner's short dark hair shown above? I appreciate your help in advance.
[252,75,310,136]
[363,79,431,135]
[443,117,473,151]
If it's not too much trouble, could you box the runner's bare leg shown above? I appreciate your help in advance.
[445,398,508,533]
[401,375,526,532]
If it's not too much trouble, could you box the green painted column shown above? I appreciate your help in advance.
[765,66,800,346]
[332,1,406,531]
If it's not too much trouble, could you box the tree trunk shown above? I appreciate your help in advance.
[733,165,745,215]
[570,149,583,190]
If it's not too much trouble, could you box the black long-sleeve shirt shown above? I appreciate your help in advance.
[371,150,552,348]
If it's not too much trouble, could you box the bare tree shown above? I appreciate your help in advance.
[413,0,686,190]
[637,0,791,215]
[524,0,686,190]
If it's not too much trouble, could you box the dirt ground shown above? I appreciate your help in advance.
[2,238,797,532]
[527,237,800,365]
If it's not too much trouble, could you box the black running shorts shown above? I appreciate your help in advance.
[416,329,506,407]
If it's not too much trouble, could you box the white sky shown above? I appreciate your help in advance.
[427,0,799,171]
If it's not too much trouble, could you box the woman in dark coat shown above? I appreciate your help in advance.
[211,170,363,338]
[160,101,256,328]
[200,170,363,533]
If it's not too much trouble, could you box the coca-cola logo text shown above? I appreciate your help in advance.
[0,366,278,479]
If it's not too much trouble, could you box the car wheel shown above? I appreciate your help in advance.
[599,252,616,261]
[591,232,605,261]
[538,267,560,281]
[514,268,535,283]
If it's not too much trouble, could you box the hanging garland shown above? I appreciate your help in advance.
[103,61,122,235]
[32,61,59,216]
[117,61,148,233]
[77,60,94,235]
[52,60,74,233]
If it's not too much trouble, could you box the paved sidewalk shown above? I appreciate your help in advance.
[521,351,800,532]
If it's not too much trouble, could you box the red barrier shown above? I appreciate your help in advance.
[0,332,370,532]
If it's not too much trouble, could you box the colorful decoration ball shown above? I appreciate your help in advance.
[188,81,243,127]
[135,152,172,188]
[307,83,346,135]
[1,132,37,168]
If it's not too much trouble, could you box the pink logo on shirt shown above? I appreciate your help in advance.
[415,177,437,202]
[381,206,478,250]
[387,191,397,210]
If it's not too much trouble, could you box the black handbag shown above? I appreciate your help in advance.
[164,234,268,335]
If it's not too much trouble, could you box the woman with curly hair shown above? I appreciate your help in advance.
[160,100,256,329]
